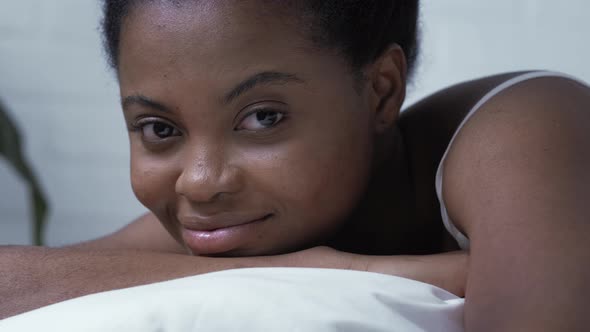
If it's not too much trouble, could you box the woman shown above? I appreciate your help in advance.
[1,0,589,329]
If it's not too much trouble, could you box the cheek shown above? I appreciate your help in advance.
[304,110,374,200]
[247,117,374,231]
[130,149,178,212]
[301,129,373,213]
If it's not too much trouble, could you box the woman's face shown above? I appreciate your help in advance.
[119,1,377,256]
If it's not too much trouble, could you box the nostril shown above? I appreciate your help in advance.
[175,171,229,203]
[175,161,243,203]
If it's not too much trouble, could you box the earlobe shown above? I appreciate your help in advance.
[370,45,407,133]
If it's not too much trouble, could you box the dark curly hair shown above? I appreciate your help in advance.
[101,0,420,79]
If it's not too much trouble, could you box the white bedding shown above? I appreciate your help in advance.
[0,268,464,331]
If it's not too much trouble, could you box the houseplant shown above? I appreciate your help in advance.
[0,99,48,245]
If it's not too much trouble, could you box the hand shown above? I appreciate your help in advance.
[278,246,359,270]
[290,248,469,297]
[357,250,469,297]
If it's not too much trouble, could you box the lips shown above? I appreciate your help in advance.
[178,212,273,231]
[178,212,273,255]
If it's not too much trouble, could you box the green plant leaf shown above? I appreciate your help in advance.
[0,99,49,246]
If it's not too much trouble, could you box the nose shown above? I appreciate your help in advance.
[175,146,243,203]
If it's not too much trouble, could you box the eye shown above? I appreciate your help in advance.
[237,109,285,131]
[136,120,181,142]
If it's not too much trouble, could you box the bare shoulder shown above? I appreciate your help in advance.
[67,213,188,254]
[442,74,590,330]
[444,74,590,234]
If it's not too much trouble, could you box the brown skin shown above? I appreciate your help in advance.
[3,2,590,329]
[119,1,408,256]
[445,77,590,331]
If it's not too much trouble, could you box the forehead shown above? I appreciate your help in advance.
[119,1,317,79]
[124,1,298,48]
[116,0,358,108]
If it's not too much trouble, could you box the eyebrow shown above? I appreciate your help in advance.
[223,71,305,104]
[122,95,171,113]
[121,71,304,112]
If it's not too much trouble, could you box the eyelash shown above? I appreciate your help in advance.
[235,108,287,132]
[127,108,287,144]
[129,118,181,142]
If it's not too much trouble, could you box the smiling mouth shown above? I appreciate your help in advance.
[180,213,274,232]
[200,214,272,231]
[180,214,274,255]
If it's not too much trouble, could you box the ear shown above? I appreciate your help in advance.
[367,45,407,134]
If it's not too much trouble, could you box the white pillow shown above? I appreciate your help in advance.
[0,268,464,332]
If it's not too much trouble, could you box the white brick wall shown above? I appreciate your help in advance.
[1,1,589,245]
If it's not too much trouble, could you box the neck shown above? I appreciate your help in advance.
[327,126,427,254]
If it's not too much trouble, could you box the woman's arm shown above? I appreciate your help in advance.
[444,76,590,331]
[0,245,350,319]
[359,251,468,297]
[68,212,469,293]
[2,196,469,320]
[0,243,467,319]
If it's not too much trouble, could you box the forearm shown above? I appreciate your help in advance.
[0,245,468,319]
[355,251,468,297]
[0,245,285,319]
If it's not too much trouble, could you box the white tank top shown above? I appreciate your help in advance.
[435,71,589,250]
